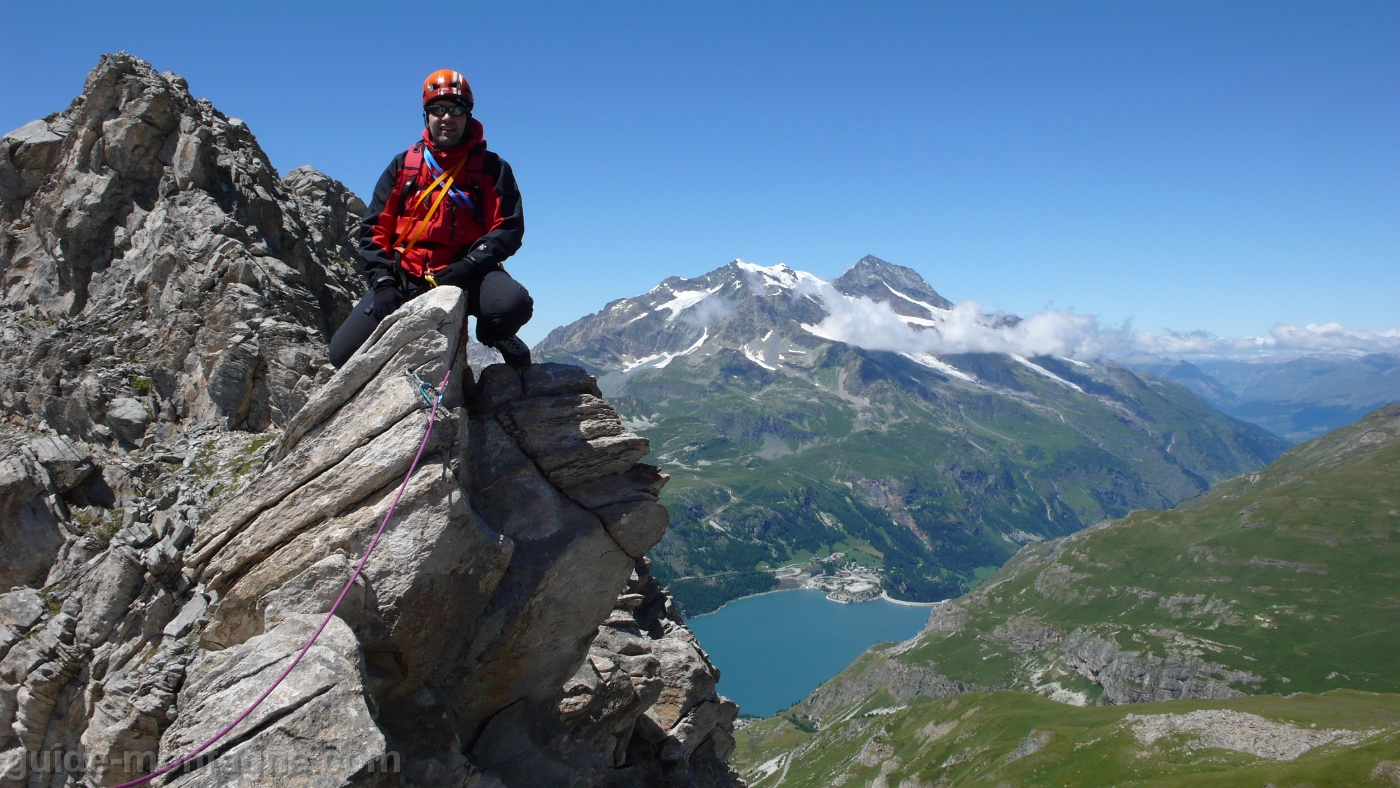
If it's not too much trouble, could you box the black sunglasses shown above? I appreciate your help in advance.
[426,105,468,117]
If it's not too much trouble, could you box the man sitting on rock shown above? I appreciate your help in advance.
[330,69,532,369]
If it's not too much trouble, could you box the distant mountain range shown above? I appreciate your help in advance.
[537,256,1287,614]
[1135,354,1400,443]
[731,402,1400,786]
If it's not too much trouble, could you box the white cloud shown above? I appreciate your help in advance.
[678,293,736,328]
[1269,322,1400,354]
[792,277,1398,361]
[1126,323,1400,359]
[797,278,1127,359]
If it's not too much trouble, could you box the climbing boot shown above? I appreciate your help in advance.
[494,335,531,370]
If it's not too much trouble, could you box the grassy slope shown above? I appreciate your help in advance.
[891,401,1400,699]
[733,690,1400,787]
[730,403,1400,786]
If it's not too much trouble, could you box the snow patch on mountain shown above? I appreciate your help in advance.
[884,282,949,315]
[656,288,714,321]
[742,345,777,371]
[900,315,940,327]
[901,353,978,383]
[621,413,661,431]
[1011,355,1085,393]
[623,327,709,371]
[737,260,824,292]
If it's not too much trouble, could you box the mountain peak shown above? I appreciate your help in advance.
[854,254,897,268]
[535,255,967,375]
[832,255,954,316]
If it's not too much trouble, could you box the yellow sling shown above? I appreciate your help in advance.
[394,155,469,264]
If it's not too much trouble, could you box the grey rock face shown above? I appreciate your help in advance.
[552,559,743,785]
[802,655,972,723]
[105,397,151,446]
[449,360,666,741]
[25,434,95,493]
[1058,628,1263,704]
[0,452,66,589]
[159,615,392,788]
[991,616,1064,654]
[0,53,363,445]
[830,254,954,315]
[0,52,741,788]
[0,591,45,632]
[922,600,969,635]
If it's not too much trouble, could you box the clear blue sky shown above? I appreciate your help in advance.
[3,1,1396,346]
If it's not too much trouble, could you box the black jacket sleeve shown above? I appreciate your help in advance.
[356,151,408,284]
[456,153,524,271]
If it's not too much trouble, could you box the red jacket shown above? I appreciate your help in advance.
[358,120,523,282]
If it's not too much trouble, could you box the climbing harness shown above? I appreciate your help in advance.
[393,152,468,261]
[374,133,497,280]
[113,327,470,788]
[421,146,476,212]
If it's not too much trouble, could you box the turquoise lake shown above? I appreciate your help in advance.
[686,589,932,717]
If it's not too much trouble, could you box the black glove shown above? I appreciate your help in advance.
[365,282,403,321]
[433,256,495,290]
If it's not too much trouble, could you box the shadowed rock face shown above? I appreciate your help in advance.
[0,54,743,788]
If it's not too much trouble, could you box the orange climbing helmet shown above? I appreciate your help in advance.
[422,69,473,109]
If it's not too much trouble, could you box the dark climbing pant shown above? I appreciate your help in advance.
[328,270,534,368]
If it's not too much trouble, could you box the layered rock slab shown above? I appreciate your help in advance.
[182,287,502,782]
[176,285,727,785]
[160,615,392,788]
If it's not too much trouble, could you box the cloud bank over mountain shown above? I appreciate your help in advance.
[788,273,1398,362]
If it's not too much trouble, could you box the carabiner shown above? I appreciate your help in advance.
[405,367,440,407]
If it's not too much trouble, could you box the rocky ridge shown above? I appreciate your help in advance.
[730,687,1400,786]
[1,54,368,447]
[0,54,743,787]
[787,541,1278,724]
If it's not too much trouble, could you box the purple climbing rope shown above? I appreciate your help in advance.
[114,329,468,788]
